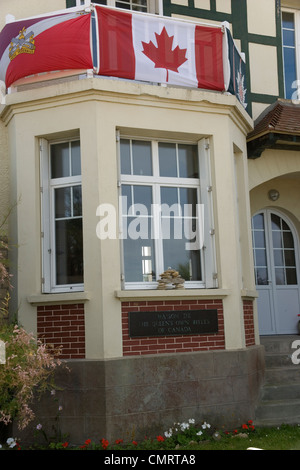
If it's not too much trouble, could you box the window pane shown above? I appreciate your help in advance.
[51,143,70,178]
[55,187,71,218]
[283,29,295,47]
[255,249,267,267]
[283,48,297,99]
[162,232,201,280]
[159,143,177,177]
[161,186,178,205]
[73,186,82,217]
[133,185,152,213]
[120,139,131,175]
[271,214,281,230]
[180,188,197,216]
[55,219,83,285]
[283,231,294,248]
[178,145,199,178]
[123,219,156,282]
[121,184,133,211]
[132,140,152,176]
[252,213,264,230]
[272,230,282,249]
[71,141,81,176]
[286,268,297,285]
[282,12,295,29]
[275,268,285,285]
[256,268,268,285]
[284,249,296,267]
[274,249,284,267]
[254,231,266,248]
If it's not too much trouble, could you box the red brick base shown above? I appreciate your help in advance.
[243,300,255,347]
[122,299,225,356]
[37,303,85,359]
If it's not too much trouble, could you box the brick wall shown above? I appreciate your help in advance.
[243,300,255,347]
[37,303,85,359]
[122,299,225,356]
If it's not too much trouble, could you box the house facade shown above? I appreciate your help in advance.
[0,0,299,444]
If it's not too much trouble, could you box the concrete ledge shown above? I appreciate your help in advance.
[27,291,91,305]
[16,346,265,445]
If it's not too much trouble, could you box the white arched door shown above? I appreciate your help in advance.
[252,210,300,335]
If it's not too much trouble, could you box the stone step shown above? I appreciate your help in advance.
[255,336,300,427]
[264,365,300,385]
[255,399,300,424]
[260,335,300,354]
[261,383,300,401]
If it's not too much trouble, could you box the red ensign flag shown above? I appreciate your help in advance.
[0,12,93,88]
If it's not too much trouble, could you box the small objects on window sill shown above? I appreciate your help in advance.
[157,268,185,290]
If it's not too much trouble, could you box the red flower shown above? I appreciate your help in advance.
[115,439,123,445]
[101,438,109,450]
[156,435,165,442]
[132,441,138,446]
[62,442,69,448]
[242,424,249,430]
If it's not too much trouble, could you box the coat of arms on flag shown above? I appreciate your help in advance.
[9,27,36,61]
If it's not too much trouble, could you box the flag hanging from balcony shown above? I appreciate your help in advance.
[0,11,93,88]
[223,27,248,109]
[94,6,225,91]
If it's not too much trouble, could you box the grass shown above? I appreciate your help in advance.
[183,424,300,450]
[48,422,300,451]
[5,421,300,450]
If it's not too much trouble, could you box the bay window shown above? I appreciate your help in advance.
[119,136,216,290]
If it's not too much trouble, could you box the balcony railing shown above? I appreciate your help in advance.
[0,3,248,111]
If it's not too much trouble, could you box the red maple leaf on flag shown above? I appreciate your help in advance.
[142,27,188,82]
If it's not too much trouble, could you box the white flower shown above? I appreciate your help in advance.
[196,430,203,436]
[180,422,189,431]
[6,437,17,448]
[164,429,173,438]
[202,421,211,429]
[188,418,195,424]
[36,424,42,430]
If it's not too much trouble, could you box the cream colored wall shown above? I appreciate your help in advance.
[0,1,67,251]
[249,149,300,264]
[0,0,65,30]
[247,0,276,37]
[2,77,254,357]
[250,176,300,232]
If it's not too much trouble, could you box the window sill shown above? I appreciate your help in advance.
[27,291,90,306]
[115,288,231,301]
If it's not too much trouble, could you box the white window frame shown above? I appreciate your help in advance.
[71,0,160,14]
[282,8,300,99]
[40,137,84,294]
[118,135,217,290]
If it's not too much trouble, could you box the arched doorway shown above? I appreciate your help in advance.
[252,209,300,335]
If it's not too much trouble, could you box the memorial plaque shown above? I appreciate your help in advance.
[129,309,218,338]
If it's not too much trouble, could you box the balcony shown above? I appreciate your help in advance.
[0,3,248,112]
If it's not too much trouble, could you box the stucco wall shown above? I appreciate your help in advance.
[1,76,255,358]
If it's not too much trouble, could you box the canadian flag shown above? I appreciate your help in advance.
[95,6,225,91]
